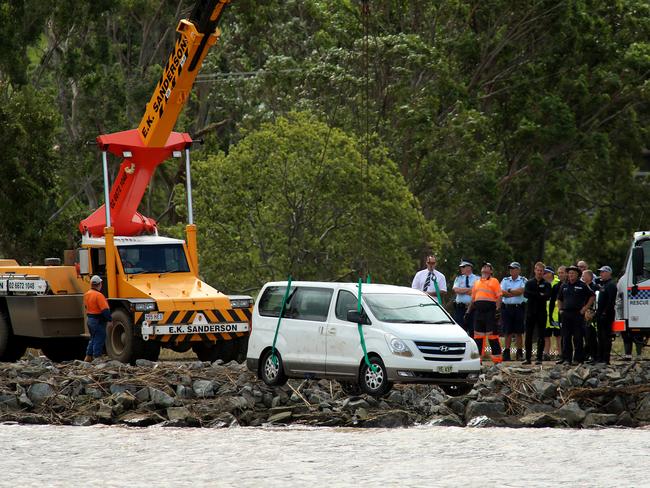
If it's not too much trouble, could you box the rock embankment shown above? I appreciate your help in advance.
[1,355,650,428]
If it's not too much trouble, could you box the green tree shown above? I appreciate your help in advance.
[0,84,61,261]
[181,112,442,292]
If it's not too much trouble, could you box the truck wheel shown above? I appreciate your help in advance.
[106,309,149,365]
[0,311,27,362]
[259,348,287,387]
[41,338,87,362]
[358,356,392,397]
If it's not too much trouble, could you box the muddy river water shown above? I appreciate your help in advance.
[0,424,648,487]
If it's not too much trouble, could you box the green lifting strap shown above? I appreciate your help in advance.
[271,276,292,366]
[432,275,442,305]
[357,276,378,372]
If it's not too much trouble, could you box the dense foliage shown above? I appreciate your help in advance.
[0,0,647,289]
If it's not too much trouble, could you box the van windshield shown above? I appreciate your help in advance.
[363,293,453,324]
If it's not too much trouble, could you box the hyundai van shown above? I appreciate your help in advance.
[247,281,481,396]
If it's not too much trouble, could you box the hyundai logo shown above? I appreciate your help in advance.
[438,345,449,352]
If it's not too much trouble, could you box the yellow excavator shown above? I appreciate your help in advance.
[0,0,252,364]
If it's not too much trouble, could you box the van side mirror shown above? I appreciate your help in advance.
[347,310,371,325]
[632,246,644,284]
[78,249,90,275]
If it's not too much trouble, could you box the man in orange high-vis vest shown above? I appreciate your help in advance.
[468,263,503,363]
[83,275,113,362]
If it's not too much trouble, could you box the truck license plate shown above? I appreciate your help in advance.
[437,366,453,374]
[144,312,164,322]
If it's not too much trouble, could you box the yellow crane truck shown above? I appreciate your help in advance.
[0,0,252,364]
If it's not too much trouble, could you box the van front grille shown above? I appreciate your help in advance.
[414,341,466,357]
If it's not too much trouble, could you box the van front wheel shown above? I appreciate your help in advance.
[259,348,287,387]
[359,356,392,397]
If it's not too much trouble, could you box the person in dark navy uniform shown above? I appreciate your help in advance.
[595,266,617,364]
[556,265,595,365]
[523,262,552,365]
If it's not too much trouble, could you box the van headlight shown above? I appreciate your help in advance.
[386,335,413,357]
[468,340,480,359]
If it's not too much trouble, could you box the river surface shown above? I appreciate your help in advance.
[0,424,648,488]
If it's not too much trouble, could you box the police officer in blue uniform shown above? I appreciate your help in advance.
[452,260,479,337]
[500,261,527,361]
[557,265,596,365]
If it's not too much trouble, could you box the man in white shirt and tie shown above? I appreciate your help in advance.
[412,254,447,303]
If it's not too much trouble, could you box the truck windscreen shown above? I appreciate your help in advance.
[118,244,190,275]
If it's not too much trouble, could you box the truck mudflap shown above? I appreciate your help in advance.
[136,308,252,345]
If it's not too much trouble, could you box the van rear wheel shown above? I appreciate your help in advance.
[359,356,392,397]
[259,348,287,387]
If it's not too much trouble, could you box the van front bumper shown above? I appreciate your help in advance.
[385,367,480,385]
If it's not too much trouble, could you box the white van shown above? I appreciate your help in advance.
[247,281,481,396]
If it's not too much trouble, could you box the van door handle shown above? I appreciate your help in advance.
[327,327,336,335]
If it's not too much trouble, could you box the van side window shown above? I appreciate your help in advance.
[335,290,362,321]
[258,286,295,317]
[287,287,333,322]
[641,240,650,281]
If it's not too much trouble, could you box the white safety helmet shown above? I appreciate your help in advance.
[90,275,103,285]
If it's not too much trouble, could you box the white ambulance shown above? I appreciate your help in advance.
[614,231,650,339]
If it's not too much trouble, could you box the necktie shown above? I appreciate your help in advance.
[465,275,469,288]
[423,271,433,291]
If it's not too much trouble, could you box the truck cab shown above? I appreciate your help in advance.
[79,233,252,364]
[615,231,650,337]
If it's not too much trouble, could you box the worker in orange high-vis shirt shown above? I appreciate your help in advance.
[83,275,112,362]
[467,263,503,363]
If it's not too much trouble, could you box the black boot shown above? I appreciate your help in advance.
[502,348,511,361]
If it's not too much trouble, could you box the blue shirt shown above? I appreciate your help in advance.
[501,275,527,305]
[453,273,479,304]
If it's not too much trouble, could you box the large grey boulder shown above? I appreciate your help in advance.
[519,412,562,427]
[28,383,55,405]
[192,380,215,398]
[465,400,506,420]
[582,413,618,427]
[533,380,557,400]
[635,394,650,421]
[361,410,412,428]
[148,387,176,408]
[0,394,18,410]
[555,402,586,426]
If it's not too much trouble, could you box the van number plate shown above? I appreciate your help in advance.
[437,366,453,374]
[144,312,164,322]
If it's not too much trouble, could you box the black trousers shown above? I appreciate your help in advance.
[596,313,614,363]
[561,311,585,362]
[585,320,598,361]
[453,303,474,337]
[525,310,547,361]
